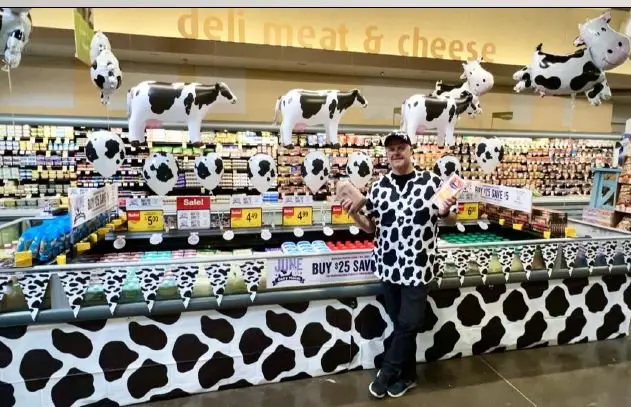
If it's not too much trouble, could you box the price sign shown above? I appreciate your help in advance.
[456,202,479,221]
[127,210,164,232]
[230,208,262,229]
[331,205,354,225]
[283,206,313,226]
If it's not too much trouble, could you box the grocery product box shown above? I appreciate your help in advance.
[582,207,617,228]
[531,206,568,237]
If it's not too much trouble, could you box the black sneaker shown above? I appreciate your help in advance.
[387,379,418,398]
[368,370,389,399]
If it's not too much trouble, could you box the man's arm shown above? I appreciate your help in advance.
[439,208,457,226]
[350,211,376,234]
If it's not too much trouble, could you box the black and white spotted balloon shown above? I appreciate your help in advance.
[194,153,224,192]
[474,137,504,174]
[85,130,125,178]
[142,152,179,196]
[247,153,277,194]
[346,151,373,189]
[302,151,330,194]
[433,155,461,183]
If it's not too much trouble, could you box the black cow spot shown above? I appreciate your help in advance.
[51,329,93,359]
[265,310,297,337]
[516,311,547,349]
[280,372,313,383]
[201,316,235,344]
[299,93,326,119]
[216,306,247,319]
[520,281,549,299]
[557,308,587,345]
[301,322,332,358]
[534,75,562,90]
[321,339,359,373]
[214,158,223,174]
[357,161,371,178]
[538,46,585,66]
[99,341,139,382]
[563,277,589,295]
[0,340,9,368]
[569,61,601,92]
[194,84,221,108]
[355,304,387,340]
[476,142,487,158]
[624,283,631,311]
[326,306,352,332]
[196,161,210,179]
[148,83,183,114]
[585,283,607,313]
[51,368,94,407]
[311,158,325,176]
[280,301,309,313]
[431,288,461,308]
[425,98,448,122]
[420,302,438,333]
[0,381,15,407]
[602,274,626,292]
[19,349,63,392]
[0,326,27,340]
[147,313,181,325]
[544,286,570,317]
[502,290,528,322]
[85,141,99,162]
[328,99,337,119]
[425,322,460,362]
[148,388,190,402]
[262,345,296,381]
[476,284,507,303]
[94,75,105,89]
[172,334,209,373]
[258,160,273,179]
[218,379,253,391]
[240,328,273,364]
[448,104,456,122]
[336,89,361,112]
[472,316,506,354]
[587,82,604,100]
[129,321,167,351]
[457,294,485,327]
[338,297,356,309]
[596,304,625,340]
[183,92,194,115]
[104,139,120,159]
[198,351,234,389]
[84,398,119,407]
[155,162,174,183]
[127,359,169,399]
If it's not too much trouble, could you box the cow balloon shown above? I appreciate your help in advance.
[0,8,32,70]
[273,88,368,147]
[85,130,126,178]
[194,153,224,192]
[513,11,630,105]
[248,154,277,194]
[89,32,123,105]
[127,81,238,147]
[302,151,331,194]
[432,57,494,100]
[346,152,373,189]
[400,90,480,147]
[142,152,179,196]
[475,138,504,175]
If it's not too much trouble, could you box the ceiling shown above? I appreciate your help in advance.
[22,27,631,102]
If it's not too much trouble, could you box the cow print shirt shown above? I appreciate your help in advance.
[364,170,442,287]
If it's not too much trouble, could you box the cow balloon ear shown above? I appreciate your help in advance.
[600,10,612,23]
[351,88,359,95]
[573,35,585,47]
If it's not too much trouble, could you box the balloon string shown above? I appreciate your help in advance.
[7,66,15,129]
[106,103,111,131]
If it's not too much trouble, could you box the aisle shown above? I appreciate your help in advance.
[139,338,631,407]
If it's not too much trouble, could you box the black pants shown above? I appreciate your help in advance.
[380,281,428,382]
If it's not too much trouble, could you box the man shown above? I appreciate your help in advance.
[340,131,457,399]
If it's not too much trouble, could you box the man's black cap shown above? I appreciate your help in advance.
[383,131,412,147]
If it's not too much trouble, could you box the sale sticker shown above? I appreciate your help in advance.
[331,205,354,225]
[456,202,479,221]
[127,210,164,232]
[230,207,262,228]
[283,206,313,226]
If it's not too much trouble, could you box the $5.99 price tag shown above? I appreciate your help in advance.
[331,205,354,225]
[456,202,479,221]
[282,206,313,226]
[230,208,262,228]
[127,210,164,232]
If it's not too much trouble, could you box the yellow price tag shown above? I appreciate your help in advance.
[14,251,33,267]
[230,207,262,228]
[331,205,354,225]
[543,230,551,239]
[512,224,523,231]
[283,206,313,226]
[564,227,576,238]
[127,210,164,232]
[499,218,506,225]
[456,202,479,221]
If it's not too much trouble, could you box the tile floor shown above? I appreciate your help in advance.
[139,338,631,407]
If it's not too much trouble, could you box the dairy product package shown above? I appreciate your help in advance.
[431,174,466,208]
[335,180,366,212]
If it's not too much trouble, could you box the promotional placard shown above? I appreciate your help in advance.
[473,183,532,213]
[266,252,375,289]
[176,196,211,230]
[69,184,118,228]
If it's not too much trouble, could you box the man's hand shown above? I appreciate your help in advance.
[438,196,458,217]
[341,197,362,214]
[340,198,376,233]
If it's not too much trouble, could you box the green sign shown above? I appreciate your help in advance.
[73,8,95,66]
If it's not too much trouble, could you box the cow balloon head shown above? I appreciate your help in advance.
[573,11,630,71]
[214,82,237,104]
[460,58,495,96]
[455,90,482,118]
[350,88,368,108]
[0,8,32,70]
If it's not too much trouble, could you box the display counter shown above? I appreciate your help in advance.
[1,215,631,407]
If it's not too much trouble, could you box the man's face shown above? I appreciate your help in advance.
[386,139,412,170]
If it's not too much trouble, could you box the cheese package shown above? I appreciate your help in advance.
[335,180,366,212]
[431,174,466,208]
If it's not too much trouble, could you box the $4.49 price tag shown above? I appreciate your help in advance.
[283,206,313,226]
[331,205,354,225]
[127,210,164,232]
[230,208,262,229]
[456,202,479,221]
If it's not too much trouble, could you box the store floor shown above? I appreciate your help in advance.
[140,338,631,407]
